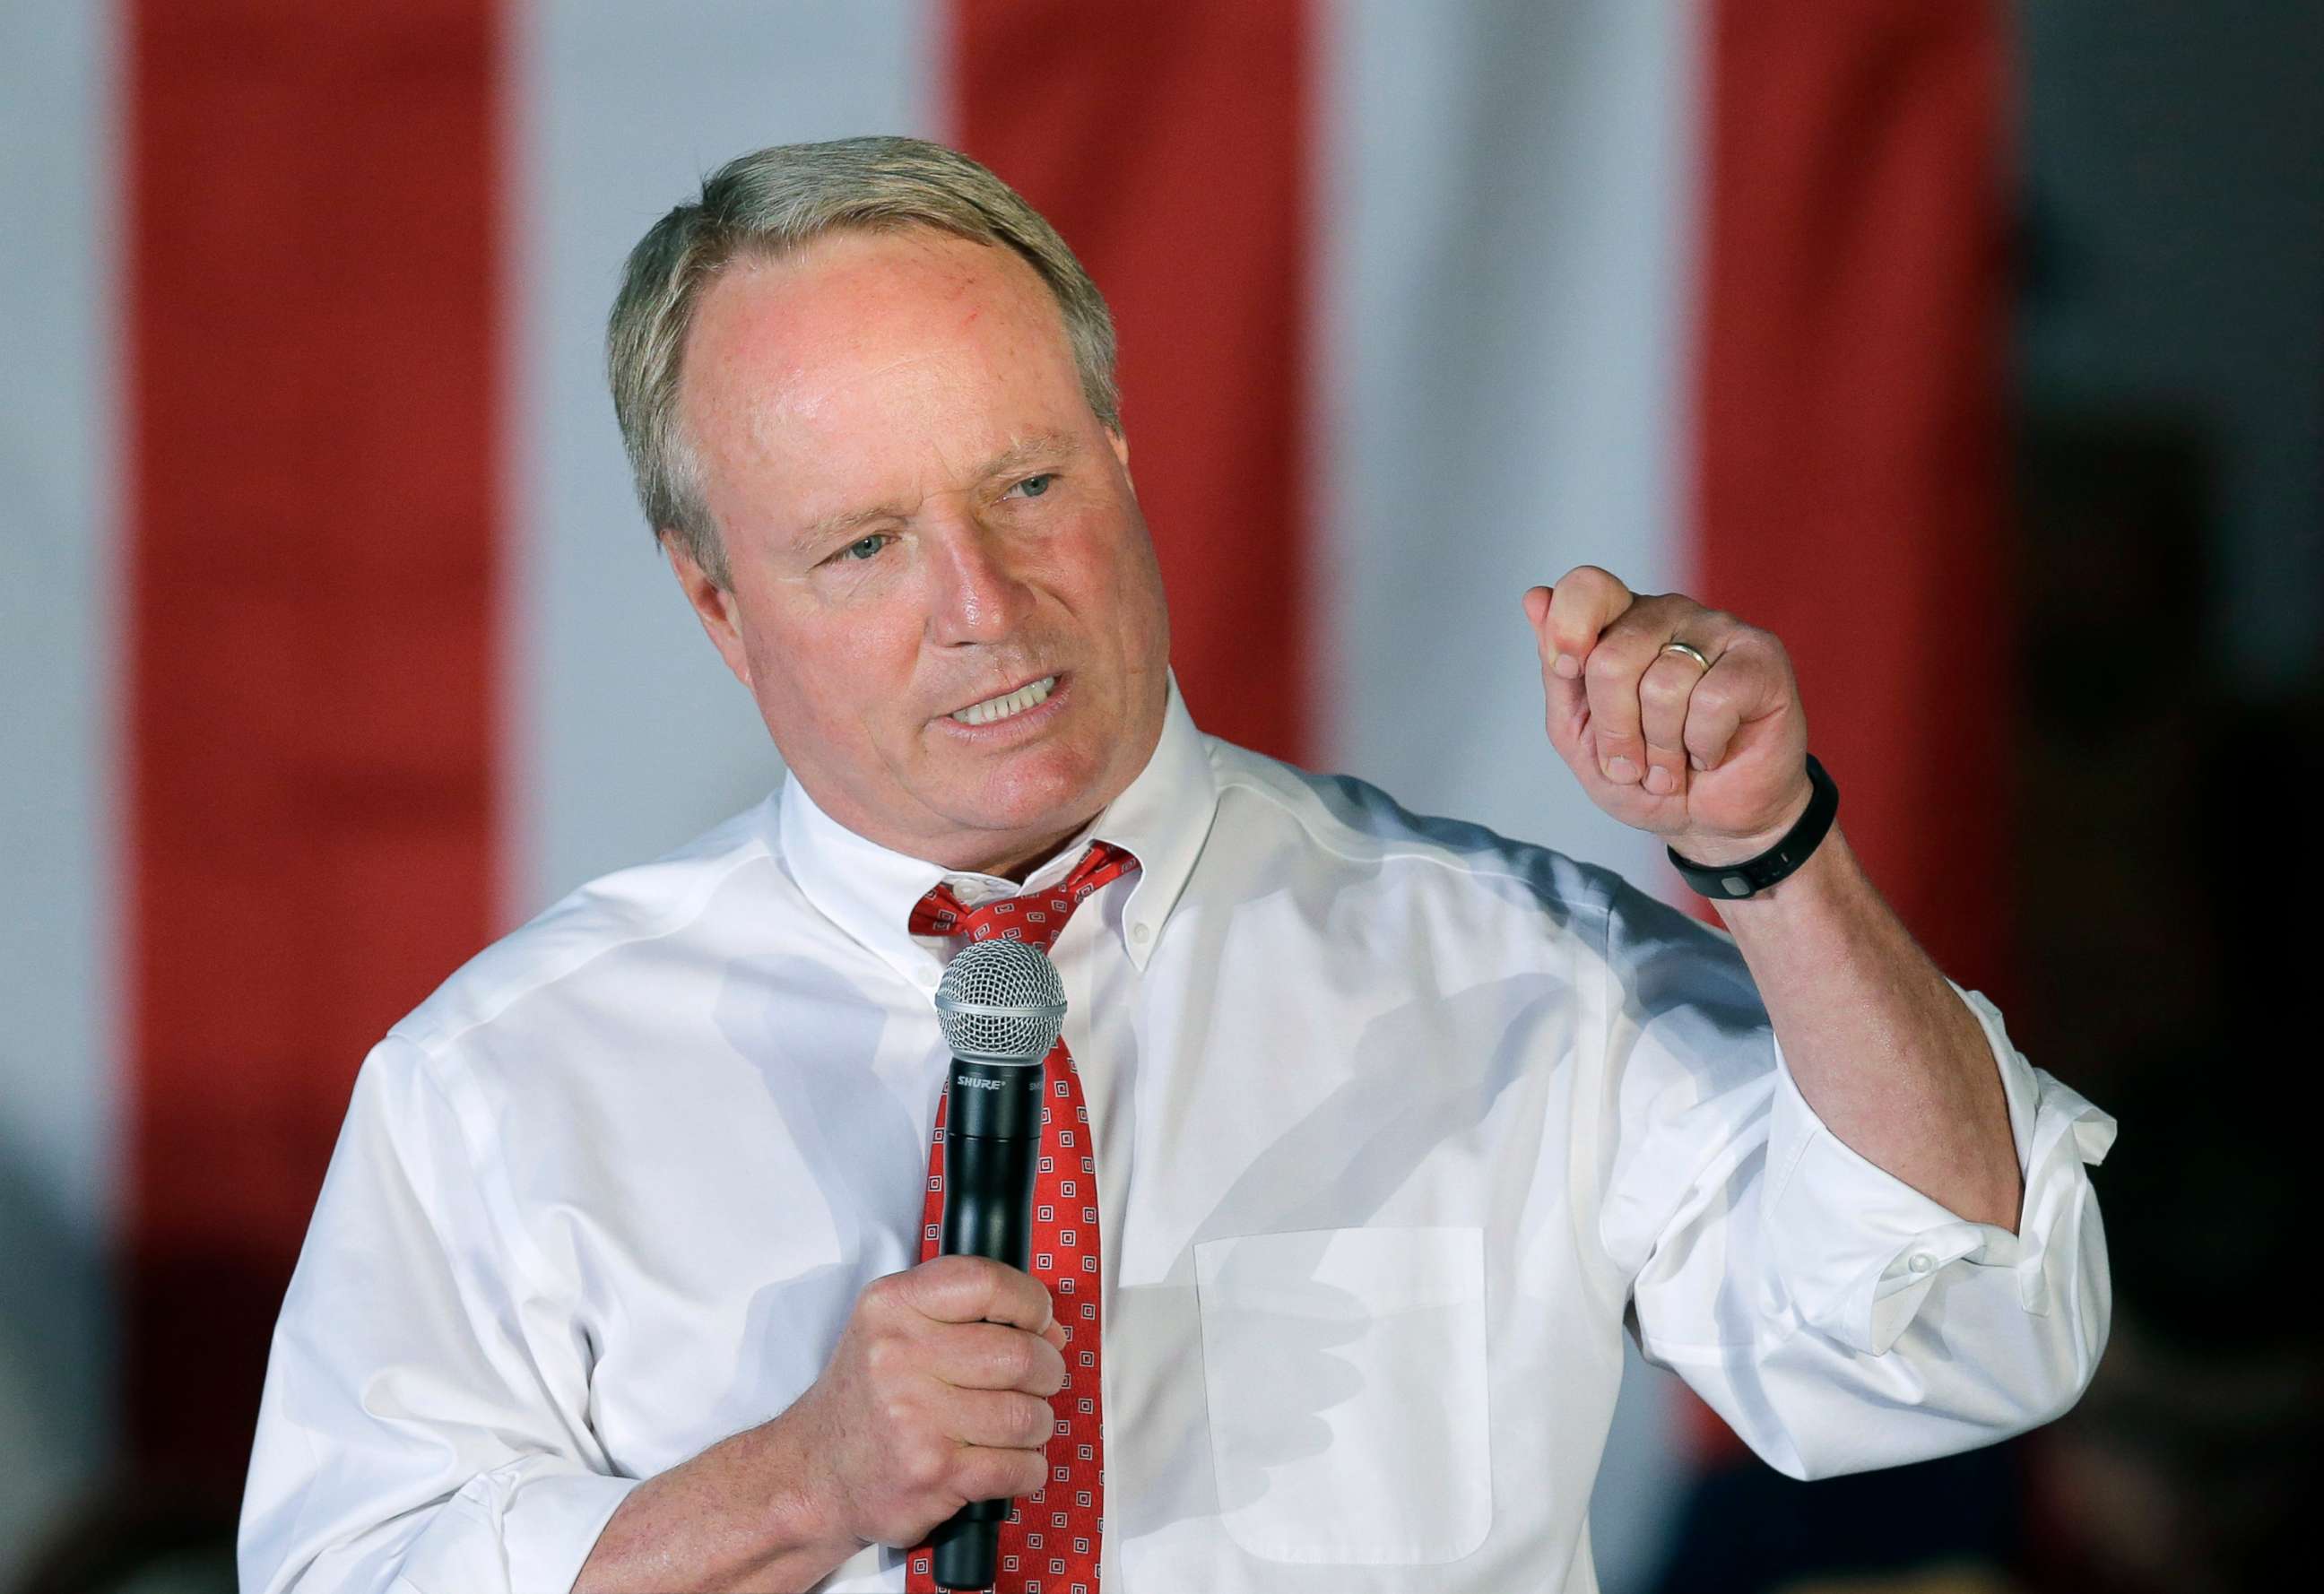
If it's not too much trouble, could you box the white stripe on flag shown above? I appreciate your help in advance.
[1317,0,1695,893]
[509,0,941,918]
[0,0,121,1569]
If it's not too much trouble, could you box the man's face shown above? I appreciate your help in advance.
[670,227,1171,874]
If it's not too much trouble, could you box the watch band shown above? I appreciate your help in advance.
[1667,754,1838,900]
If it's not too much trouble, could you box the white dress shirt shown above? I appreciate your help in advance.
[239,678,2114,1594]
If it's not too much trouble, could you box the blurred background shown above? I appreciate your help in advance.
[2,1,2317,1590]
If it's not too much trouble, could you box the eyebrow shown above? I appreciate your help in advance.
[790,431,1082,551]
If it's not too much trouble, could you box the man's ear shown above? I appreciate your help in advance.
[663,533,754,689]
[1106,424,1133,489]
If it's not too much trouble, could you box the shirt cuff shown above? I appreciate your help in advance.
[1763,983,2117,1356]
[400,1460,641,1594]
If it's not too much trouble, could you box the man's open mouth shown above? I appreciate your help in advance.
[949,674,1059,726]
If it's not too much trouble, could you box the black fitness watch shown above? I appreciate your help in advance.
[1667,754,1839,900]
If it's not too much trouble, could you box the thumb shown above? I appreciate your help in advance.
[1523,586,1588,760]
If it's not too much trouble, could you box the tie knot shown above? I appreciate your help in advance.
[908,840,1140,950]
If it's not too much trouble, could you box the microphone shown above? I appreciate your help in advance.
[925,937,1068,1592]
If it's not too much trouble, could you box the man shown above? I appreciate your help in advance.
[240,136,2113,1593]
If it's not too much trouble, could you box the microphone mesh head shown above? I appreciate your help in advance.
[934,938,1067,1062]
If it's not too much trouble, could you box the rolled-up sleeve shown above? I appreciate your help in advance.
[239,1036,639,1594]
[1765,984,2116,1358]
[1592,880,2115,1481]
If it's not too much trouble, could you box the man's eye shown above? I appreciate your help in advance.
[1012,473,1055,499]
[837,533,888,562]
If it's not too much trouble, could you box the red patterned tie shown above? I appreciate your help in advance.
[906,841,1140,1594]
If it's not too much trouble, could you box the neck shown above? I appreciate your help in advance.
[966,822,1088,884]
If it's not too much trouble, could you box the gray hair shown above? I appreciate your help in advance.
[607,134,1122,587]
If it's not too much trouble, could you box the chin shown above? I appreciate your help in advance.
[965,741,1116,831]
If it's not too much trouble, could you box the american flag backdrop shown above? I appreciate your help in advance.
[0,1,2009,1584]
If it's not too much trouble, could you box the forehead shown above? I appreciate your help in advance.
[678,228,1088,493]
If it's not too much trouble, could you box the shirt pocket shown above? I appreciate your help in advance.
[1192,1226,1492,1564]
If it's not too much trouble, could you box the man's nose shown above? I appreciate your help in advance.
[925,515,1034,645]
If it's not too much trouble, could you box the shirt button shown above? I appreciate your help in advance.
[1907,1252,1935,1274]
[1131,923,1151,945]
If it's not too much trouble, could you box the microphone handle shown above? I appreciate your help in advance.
[929,1058,1045,1592]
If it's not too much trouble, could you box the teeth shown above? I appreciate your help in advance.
[951,675,1056,725]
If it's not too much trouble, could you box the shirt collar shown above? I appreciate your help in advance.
[776,671,1218,991]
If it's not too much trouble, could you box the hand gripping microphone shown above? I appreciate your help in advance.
[925,937,1068,1591]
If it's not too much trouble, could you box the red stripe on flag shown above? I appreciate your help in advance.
[947,0,1314,764]
[1686,0,2014,1458]
[124,0,505,1483]
[1695,0,2011,983]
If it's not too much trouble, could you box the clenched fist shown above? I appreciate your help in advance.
[1522,566,1814,867]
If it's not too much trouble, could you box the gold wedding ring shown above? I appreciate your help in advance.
[1660,640,1713,672]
